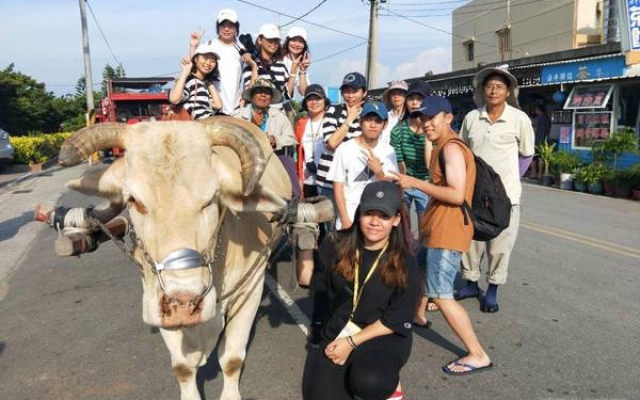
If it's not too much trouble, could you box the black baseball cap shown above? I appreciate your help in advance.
[359,181,402,217]
[301,84,331,111]
[340,72,367,91]
[406,81,433,98]
[410,95,452,118]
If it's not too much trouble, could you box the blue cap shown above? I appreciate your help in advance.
[360,102,388,120]
[411,95,452,118]
[340,72,367,91]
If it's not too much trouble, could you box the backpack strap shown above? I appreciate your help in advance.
[437,138,472,226]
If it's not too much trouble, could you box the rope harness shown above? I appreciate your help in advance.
[89,207,281,304]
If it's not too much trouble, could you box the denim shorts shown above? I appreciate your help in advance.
[403,188,429,214]
[425,248,461,299]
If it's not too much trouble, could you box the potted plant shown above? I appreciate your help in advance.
[536,139,556,186]
[602,129,638,170]
[581,163,606,194]
[612,169,634,198]
[573,166,588,192]
[550,150,581,190]
[630,164,640,201]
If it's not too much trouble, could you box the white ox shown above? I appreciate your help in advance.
[58,117,293,400]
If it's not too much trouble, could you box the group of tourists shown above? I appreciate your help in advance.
[168,8,535,400]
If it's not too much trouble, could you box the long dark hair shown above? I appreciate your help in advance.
[278,37,310,61]
[190,54,220,82]
[332,209,409,288]
[256,35,283,63]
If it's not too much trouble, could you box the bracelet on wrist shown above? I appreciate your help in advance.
[347,335,357,349]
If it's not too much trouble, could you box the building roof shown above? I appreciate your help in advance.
[370,43,623,96]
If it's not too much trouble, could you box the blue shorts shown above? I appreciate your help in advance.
[425,248,461,299]
[403,188,429,215]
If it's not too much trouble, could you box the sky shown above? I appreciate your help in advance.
[1,0,463,98]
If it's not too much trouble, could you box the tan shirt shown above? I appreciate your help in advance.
[422,137,476,253]
[460,104,534,204]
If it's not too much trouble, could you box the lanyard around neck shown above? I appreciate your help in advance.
[352,241,389,317]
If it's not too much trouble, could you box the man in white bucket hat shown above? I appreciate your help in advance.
[456,65,534,313]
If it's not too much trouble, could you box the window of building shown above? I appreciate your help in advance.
[463,40,474,62]
[496,27,511,61]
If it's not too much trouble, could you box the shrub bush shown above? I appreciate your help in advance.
[9,132,71,164]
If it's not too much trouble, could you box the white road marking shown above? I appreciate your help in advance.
[264,273,310,336]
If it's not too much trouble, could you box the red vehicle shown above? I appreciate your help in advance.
[99,77,173,124]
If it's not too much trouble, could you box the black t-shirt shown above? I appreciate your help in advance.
[317,236,419,342]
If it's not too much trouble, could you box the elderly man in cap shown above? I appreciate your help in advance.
[456,66,535,313]
[327,102,398,230]
[231,77,297,152]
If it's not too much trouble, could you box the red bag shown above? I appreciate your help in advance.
[162,104,193,121]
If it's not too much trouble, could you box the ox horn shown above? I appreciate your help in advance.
[59,123,127,166]
[201,118,267,196]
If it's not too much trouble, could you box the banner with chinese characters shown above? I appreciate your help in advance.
[627,0,640,51]
[541,56,625,84]
[573,111,612,148]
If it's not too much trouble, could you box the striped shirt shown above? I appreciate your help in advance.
[241,58,289,110]
[390,119,428,180]
[315,104,362,188]
[181,74,217,120]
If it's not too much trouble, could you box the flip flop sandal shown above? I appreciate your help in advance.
[442,360,494,376]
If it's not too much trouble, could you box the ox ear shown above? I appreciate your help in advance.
[219,183,288,213]
[66,158,125,200]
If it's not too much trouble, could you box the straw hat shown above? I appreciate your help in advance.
[472,65,520,108]
[241,78,283,104]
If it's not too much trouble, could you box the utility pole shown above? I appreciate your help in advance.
[365,0,381,90]
[78,0,95,127]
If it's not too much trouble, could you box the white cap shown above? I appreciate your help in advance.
[193,41,220,59]
[286,27,307,41]
[258,23,280,40]
[217,8,238,24]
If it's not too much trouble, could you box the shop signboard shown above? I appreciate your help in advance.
[626,0,640,51]
[563,85,614,110]
[573,111,613,148]
[541,56,625,84]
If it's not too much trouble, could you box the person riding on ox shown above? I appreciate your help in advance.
[231,78,298,153]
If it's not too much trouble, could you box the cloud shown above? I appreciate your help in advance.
[379,47,451,87]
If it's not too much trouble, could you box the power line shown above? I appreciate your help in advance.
[383,0,548,14]
[232,0,369,41]
[313,42,367,64]
[384,8,498,48]
[85,0,121,66]
[387,0,471,6]
[280,0,330,28]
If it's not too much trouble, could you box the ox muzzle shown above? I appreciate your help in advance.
[152,248,215,328]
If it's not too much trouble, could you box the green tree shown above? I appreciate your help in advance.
[101,64,124,97]
[0,64,85,134]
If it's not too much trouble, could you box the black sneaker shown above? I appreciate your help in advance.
[307,323,322,349]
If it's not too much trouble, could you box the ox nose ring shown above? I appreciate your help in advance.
[152,248,215,299]
[154,248,205,272]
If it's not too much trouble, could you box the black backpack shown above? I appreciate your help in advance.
[438,138,512,241]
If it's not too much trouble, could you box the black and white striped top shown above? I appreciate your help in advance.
[181,74,217,120]
[315,104,362,188]
[241,58,289,110]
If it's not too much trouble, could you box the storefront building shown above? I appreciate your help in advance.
[371,43,640,169]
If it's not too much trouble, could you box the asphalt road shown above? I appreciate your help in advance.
[0,166,639,400]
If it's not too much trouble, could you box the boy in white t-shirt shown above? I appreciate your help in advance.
[327,102,399,230]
